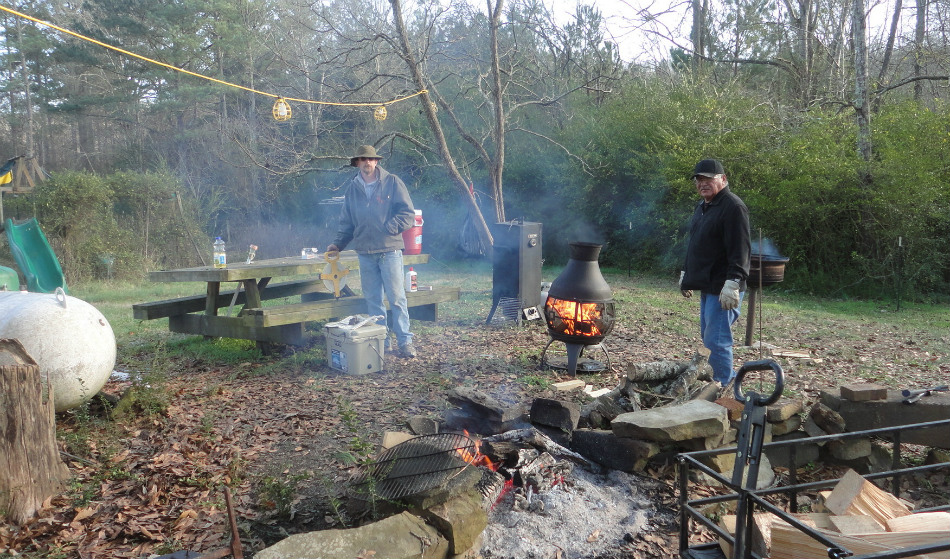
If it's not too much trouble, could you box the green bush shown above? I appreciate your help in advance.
[30,170,204,283]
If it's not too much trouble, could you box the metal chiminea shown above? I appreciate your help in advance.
[542,242,616,376]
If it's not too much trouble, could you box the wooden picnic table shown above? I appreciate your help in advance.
[133,251,457,346]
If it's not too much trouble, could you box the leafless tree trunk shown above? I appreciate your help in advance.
[15,16,35,158]
[852,0,871,164]
[877,0,902,86]
[691,0,706,72]
[488,0,506,223]
[914,0,926,100]
[389,0,494,252]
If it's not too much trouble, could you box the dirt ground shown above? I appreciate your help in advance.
[2,280,949,558]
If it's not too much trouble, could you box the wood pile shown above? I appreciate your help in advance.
[721,469,950,558]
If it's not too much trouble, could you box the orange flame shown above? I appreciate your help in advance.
[457,432,497,470]
[547,298,606,337]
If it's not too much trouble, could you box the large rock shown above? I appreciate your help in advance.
[764,432,821,469]
[421,492,487,555]
[254,511,449,559]
[530,398,580,433]
[611,400,729,442]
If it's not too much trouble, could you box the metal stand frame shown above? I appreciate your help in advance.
[678,371,950,559]
[538,338,611,376]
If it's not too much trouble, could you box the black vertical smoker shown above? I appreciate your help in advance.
[486,220,543,323]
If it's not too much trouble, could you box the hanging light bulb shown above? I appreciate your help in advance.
[273,97,291,121]
[374,105,388,121]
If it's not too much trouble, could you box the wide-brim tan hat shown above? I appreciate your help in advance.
[350,145,383,167]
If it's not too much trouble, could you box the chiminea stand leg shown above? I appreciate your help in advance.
[565,343,584,377]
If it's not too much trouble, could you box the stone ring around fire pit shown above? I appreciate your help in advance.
[348,433,480,501]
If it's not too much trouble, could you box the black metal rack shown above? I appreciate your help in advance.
[678,418,950,559]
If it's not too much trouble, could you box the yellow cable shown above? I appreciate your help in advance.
[0,4,427,107]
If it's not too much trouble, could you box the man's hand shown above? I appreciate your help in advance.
[719,280,741,310]
[326,244,340,255]
[679,271,692,298]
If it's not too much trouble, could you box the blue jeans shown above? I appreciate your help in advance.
[357,250,413,347]
[699,292,743,385]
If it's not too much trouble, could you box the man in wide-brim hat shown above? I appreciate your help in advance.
[327,145,418,358]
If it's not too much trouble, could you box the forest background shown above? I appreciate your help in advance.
[1,0,948,300]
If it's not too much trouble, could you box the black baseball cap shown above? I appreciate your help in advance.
[693,159,725,178]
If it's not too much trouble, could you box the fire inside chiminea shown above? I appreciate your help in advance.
[543,242,615,376]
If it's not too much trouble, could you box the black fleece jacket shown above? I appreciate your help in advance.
[681,186,751,295]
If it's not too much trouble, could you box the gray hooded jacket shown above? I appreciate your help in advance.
[331,166,415,254]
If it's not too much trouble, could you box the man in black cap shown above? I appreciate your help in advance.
[679,158,750,390]
[327,145,417,358]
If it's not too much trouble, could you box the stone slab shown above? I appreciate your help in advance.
[820,389,950,449]
[764,432,821,469]
[766,398,804,422]
[770,414,803,436]
[529,398,580,433]
[840,383,888,402]
[612,399,728,442]
[254,511,449,559]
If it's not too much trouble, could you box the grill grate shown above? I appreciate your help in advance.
[348,433,477,501]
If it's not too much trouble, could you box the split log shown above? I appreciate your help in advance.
[769,518,893,559]
[828,514,885,534]
[626,353,706,382]
[885,511,950,532]
[0,339,70,525]
[824,469,911,526]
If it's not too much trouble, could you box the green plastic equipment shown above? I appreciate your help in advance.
[4,218,68,293]
[0,266,18,290]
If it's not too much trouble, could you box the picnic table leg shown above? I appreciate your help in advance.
[243,279,263,309]
[206,282,221,315]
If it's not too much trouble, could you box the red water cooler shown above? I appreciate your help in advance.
[402,209,423,255]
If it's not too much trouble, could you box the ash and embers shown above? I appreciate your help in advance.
[479,466,667,559]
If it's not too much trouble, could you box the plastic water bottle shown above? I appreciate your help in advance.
[213,237,226,268]
[405,267,417,292]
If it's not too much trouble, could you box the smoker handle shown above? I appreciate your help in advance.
[733,359,784,406]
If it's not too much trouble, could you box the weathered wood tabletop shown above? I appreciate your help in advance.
[137,251,432,345]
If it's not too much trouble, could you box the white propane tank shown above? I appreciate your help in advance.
[0,288,116,412]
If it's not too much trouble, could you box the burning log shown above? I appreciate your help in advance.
[515,452,573,493]
[475,468,507,511]
[483,427,591,467]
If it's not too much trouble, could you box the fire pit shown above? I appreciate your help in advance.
[749,254,789,287]
[542,242,616,376]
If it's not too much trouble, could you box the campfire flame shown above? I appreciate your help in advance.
[457,432,497,470]
[546,297,607,337]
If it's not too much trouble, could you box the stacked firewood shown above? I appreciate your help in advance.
[720,469,950,558]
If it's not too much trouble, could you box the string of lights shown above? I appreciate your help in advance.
[0,4,426,120]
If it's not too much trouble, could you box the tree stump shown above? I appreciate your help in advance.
[0,339,69,525]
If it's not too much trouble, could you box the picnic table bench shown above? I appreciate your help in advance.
[132,252,459,346]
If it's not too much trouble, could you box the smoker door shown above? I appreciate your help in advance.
[488,221,542,321]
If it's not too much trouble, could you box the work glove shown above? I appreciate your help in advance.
[719,280,741,310]
[326,244,340,257]
[679,271,692,298]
